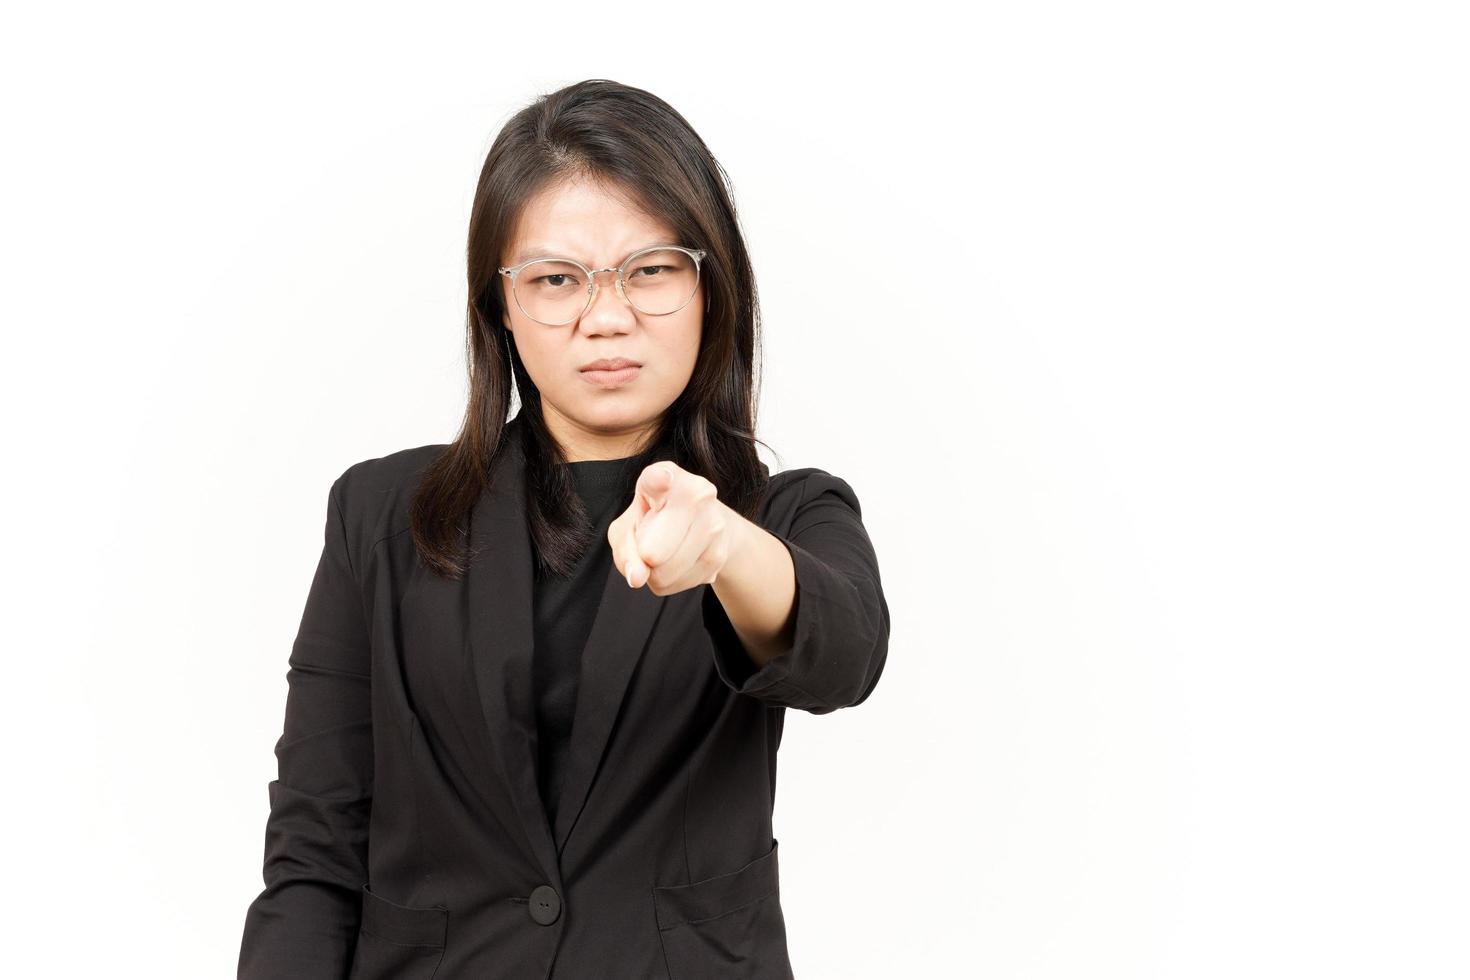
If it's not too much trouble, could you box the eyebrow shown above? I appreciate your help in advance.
[508,242,680,266]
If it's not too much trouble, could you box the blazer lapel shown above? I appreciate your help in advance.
[552,547,665,856]
[465,419,665,875]
[465,426,558,880]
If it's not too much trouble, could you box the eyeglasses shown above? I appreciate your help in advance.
[498,245,707,326]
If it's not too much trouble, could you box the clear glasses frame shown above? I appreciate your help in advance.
[497,245,708,326]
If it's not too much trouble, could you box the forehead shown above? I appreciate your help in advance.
[506,176,680,266]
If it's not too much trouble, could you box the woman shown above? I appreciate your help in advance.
[238,79,890,980]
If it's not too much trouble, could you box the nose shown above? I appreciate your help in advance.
[582,268,634,322]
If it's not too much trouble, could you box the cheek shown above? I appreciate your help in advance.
[639,328,699,395]
[659,318,703,366]
[509,328,561,384]
[678,323,703,375]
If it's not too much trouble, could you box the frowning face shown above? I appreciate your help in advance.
[501,176,704,462]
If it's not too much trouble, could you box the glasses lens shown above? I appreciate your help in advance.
[514,260,588,325]
[623,249,700,316]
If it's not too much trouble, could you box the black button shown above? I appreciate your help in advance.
[528,884,561,925]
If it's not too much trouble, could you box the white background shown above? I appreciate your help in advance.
[2,2,1466,977]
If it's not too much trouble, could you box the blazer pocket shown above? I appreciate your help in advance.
[652,839,794,980]
[347,882,449,980]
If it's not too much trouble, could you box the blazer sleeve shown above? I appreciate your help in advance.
[238,472,372,979]
[702,468,891,715]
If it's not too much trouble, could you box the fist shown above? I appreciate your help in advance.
[609,461,740,595]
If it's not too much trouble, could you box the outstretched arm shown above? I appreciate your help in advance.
[704,469,891,715]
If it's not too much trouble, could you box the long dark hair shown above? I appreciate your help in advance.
[410,79,773,581]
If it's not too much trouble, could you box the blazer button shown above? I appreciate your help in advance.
[528,884,561,925]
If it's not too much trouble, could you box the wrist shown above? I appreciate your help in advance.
[716,504,753,582]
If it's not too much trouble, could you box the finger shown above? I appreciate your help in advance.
[645,504,726,596]
[633,498,687,570]
[633,462,676,517]
[641,461,710,515]
[607,510,629,581]
[608,482,651,580]
[634,468,715,568]
[618,512,650,589]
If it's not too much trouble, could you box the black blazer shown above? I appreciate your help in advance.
[238,418,891,979]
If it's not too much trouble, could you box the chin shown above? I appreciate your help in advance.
[576,403,648,429]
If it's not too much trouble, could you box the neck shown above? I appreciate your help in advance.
[542,405,661,462]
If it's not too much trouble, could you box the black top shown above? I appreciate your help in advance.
[531,454,638,832]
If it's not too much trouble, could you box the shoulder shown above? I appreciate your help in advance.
[327,443,450,552]
[334,443,448,501]
[761,465,867,523]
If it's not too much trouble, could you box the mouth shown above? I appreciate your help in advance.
[579,357,642,372]
[579,363,641,389]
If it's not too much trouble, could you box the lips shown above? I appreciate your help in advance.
[579,361,641,389]
[580,357,641,372]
